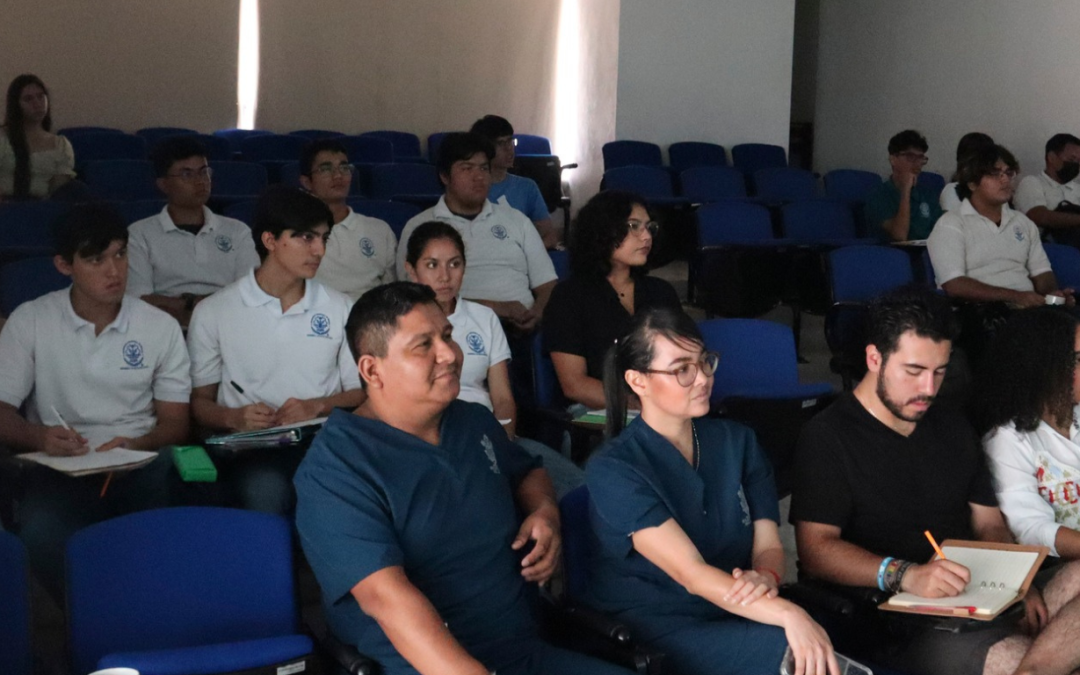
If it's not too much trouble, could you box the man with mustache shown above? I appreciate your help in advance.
[293,282,628,675]
[790,287,1080,675]
[1015,133,1080,244]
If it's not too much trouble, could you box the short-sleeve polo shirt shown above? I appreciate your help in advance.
[315,208,397,303]
[1014,171,1080,216]
[488,173,550,223]
[0,289,191,449]
[396,197,557,308]
[294,401,542,668]
[585,416,779,639]
[186,270,361,408]
[448,298,511,410]
[126,206,259,297]
[864,179,943,241]
[927,199,1052,290]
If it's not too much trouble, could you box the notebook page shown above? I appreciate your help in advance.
[887,546,1039,614]
[18,448,158,475]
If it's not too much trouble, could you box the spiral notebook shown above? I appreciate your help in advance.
[880,540,1048,620]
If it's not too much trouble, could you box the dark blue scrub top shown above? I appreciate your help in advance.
[585,416,779,640]
[294,401,542,669]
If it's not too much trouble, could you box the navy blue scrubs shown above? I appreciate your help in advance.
[586,416,788,675]
[295,401,630,675]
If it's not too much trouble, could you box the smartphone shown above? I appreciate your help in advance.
[780,645,873,675]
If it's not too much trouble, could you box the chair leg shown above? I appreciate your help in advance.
[791,303,807,363]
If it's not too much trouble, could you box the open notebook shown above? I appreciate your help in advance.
[881,540,1048,620]
[17,448,158,477]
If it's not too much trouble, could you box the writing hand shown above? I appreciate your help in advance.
[232,403,277,431]
[40,426,90,456]
[275,397,324,426]
[900,559,970,598]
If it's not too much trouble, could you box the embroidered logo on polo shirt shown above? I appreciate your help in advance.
[215,235,233,252]
[491,224,508,240]
[122,341,146,369]
[481,434,500,474]
[737,486,751,526]
[359,237,376,257]
[1014,227,1025,242]
[465,332,486,355]
[919,202,930,219]
[309,313,331,338]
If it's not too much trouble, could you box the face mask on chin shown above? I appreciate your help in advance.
[1058,161,1080,184]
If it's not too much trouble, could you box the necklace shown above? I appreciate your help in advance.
[692,421,700,470]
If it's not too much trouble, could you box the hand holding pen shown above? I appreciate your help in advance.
[42,406,90,457]
[229,381,276,431]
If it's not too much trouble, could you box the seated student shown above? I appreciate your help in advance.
[0,74,75,203]
[1014,134,1080,242]
[976,308,1080,559]
[187,186,364,515]
[865,129,944,241]
[403,220,583,498]
[298,138,397,302]
[0,203,191,596]
[469,114,558,248]
[791,286,1080,675]
[127,136,259,324]
[543,191,680,410]
[928,144,1072,309]
[294,281,629,675]
[587,307,838,675]
[941,132,995,212]
[396,132,557,337]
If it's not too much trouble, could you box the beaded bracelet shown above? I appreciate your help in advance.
[877,557,894,591]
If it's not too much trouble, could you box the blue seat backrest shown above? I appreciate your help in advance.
[602,140,663,171]
[695,201,773,246]
[224,199,258,227]
[58,126,124,137]
[754,167,818,202]
[66,507,299,675]
[602,166,674,199]
[287,129,345,139]
[136,127,198,145]
[341,135,395,164]
[0,257,70,315]
[240,134,307,162]
[828,245,914,303]
[0,533,31,675]
[514,134,552,155]
[428,132,457,164]
[669,141,728,173]
[559,485,593,602]
[362,131,423,160]
[698,318,800,400]
[1044,242,1080,291]
[781,200,858,241]
[680,166,747,203]
[81,160,159,201]
[209,161,269,196]
[117,199,167,225]
[731,143,787,175]
[69,133,147,168]
[531,331,561,409]
[823,169,881,203]
[348,198,423,240]
[370,164,442,199]
[917,171,946,200]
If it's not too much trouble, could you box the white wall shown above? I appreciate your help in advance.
[815,0,1080,180]
[616,0,796,157]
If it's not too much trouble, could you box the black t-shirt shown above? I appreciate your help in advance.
[542,273,681,380]
[789,392,997,563]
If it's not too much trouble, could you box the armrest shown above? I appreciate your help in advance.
[540,597,664,675]
[561,602,632,644]
[304,606,378,675]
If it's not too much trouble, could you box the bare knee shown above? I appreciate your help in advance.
[983,635,1030,675]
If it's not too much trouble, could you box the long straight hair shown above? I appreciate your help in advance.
[603,307,706,438]
[4,74,53,199]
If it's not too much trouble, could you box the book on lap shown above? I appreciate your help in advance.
[17,448,158,477]
[880,540,1048,620]
[205,417,328,450]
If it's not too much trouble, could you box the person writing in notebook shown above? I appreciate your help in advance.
[187,186,364,515]
[791,286,1080,675]
[0,203,191,598]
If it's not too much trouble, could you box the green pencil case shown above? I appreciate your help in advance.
[171,445,218,482]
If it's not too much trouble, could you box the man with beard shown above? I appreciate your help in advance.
[1015,134,1080,243]
[789,286,1080,675]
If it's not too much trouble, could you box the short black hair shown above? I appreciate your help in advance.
[1045,133,1080,158]
[345,282,440,383]
[54,202,128,263]
[435,132,494,180]
[569,190,650,278]
[955,132,994,163]
[150,135,207,178]
[469,115,514,141]
[405,220,465,267]
[888,130,929,156]
[867,285,958,362]
[251,186,333,260]
[300,138,349,177]
[955,144,1019,201]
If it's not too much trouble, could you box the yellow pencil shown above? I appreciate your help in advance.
[924,530,947,560]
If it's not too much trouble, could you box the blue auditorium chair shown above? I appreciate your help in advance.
[212,128,274,157]
[82,159,159,201]
[427,131,456,163]
[136,126,198,145]
[823,169,881,204]
[781,200,876,247]
[239,134,307,163]
[58,126,123,137]
[601,140,663,171]
[208,161,268,204]
[0,201,67,260]
[1044,242,1080,291]
[369,164,442,207]
[668,141,727,174]
[68,133,148,173]
[916,171,946,200]
[601,166,689,208]
[161,133,233,162]
[513,134,552,155]
[66,507,314,675]
[0,257,70,315]
[288,129,345,139]
[679,166,748,203]
[116,199,167,225]
[753,167,819,203]
[224,199,258,227]
[730,143,787,176]
[341,135,395,164]
[347,199,422,240]
[0,532,32,675]
[361,131,424,163]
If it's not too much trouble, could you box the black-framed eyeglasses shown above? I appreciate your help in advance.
[895,151,929,165]
[167,166,213,181]
[627,219,659,236]
[640,352,720,387]
[986,168,1018,181]
[313,162,355,177]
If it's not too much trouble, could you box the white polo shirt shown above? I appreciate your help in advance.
[127,206,259,298]
[314,208,397,302]
[927,199,1052,291]
[396,197,557,308]
[187,270,361,409]
[0,289,191,450]
[448,298,511,410]
[1015,172,1080,216]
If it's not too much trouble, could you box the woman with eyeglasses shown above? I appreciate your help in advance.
[584,307,840,675]
[1,74,75,203]
[543,191,681,410]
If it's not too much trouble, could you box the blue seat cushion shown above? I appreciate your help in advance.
[97,634,312,675]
